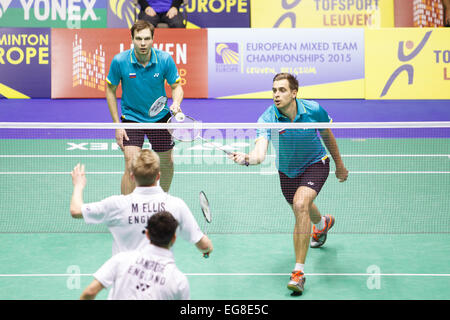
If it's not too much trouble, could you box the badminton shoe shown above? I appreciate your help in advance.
[310,214,335,248]
[287,270,305,294]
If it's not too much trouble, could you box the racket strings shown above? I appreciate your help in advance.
[168,116,201,142]
[148,96,168,117]
[200,192,212,223]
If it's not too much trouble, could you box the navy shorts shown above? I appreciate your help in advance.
[122,113,174,153]
[279,157,330,204]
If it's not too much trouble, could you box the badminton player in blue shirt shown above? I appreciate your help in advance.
[230,73,348,295]
[106,20,183,194]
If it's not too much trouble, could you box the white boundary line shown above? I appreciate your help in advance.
[0,154,449,158]
[1,121,450,129]
[0,273,449,277]
[0,171,450,175]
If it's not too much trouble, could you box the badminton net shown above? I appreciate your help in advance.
[0,121,449,234]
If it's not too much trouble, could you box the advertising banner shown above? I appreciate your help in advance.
[107,0,138,28]
[251,0,394,28]
[51,28,207,98]
[0,0,107,28]
[208,28,365,99]
[106,0,250,28]
[153,28,208,98]
[185,0,250,28]
[51,28,127,98]
[0,28,51,98]
[365,28,450,99]
[394,0,445,27]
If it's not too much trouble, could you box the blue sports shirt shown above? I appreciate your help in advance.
[106,48,180,123]
[256,99,332,178]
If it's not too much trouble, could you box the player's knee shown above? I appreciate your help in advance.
[293,199,309,216]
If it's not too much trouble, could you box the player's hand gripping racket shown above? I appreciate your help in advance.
[199,191,212,258]
[148,96,185,121]
[168,115,249,166]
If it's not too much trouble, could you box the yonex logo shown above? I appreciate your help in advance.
[154,73,160,78]
[0,0,98,21]
[380,31,432,97]
[0,0,12,18]
[307,181,314,186]
[136,283,150,292]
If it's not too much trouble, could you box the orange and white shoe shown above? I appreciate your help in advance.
[310,215,335,248]
[287,270,306,294]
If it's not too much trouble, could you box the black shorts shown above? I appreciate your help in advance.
[122,113,174,152]
[279,157,330,204]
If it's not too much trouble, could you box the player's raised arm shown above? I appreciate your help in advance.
[70,163,86,219]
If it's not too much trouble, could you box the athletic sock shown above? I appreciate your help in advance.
[314,216,325,231]
[294,263,304,273]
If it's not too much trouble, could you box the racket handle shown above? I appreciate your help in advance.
[244,160,249,166]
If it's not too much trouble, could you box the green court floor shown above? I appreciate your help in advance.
[0,136,449,299]
[1,233,449,299]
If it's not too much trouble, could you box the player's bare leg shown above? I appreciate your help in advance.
[291,187,317,264]
[157,149,174,192]
[288,187,317,294]
[309,202,322,225]
[122,146,141,195]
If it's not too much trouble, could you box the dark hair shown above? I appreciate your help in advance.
[131,20,155,39]
[273,73,299,92]
[146,211,178,247]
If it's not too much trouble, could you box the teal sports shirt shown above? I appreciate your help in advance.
[256,99,332,178]
[106,48,180,123]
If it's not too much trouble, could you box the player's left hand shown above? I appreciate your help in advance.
[71,163,86,188]
[335,165,348,182]
[169,103,182,115]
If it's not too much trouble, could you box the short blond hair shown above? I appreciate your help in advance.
[130,149,160,186]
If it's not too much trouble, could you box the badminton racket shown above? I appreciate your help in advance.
[199,191,212,258]
[168,115,249,165]
[148,96,185,121]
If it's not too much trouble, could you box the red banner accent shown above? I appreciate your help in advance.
[51,28,208,98]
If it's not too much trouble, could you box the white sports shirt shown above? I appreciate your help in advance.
[94,244,190,300]
[82,186,204,255]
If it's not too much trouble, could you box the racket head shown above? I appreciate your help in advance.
[167,115,202,142]
[199,191,212,223]
[148,96,168,117]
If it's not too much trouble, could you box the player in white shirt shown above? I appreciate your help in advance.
[70,149,213,257]
[80,211,190,300]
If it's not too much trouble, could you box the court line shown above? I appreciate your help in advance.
[0,171,450,175]
[0,154,449,158]
[0,273,449,277]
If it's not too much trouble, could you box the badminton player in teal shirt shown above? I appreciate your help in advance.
[230,73,348,295]
[106,20,183,195]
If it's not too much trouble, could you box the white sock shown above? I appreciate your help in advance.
[314,216,325,231]
[294,263,304,272]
